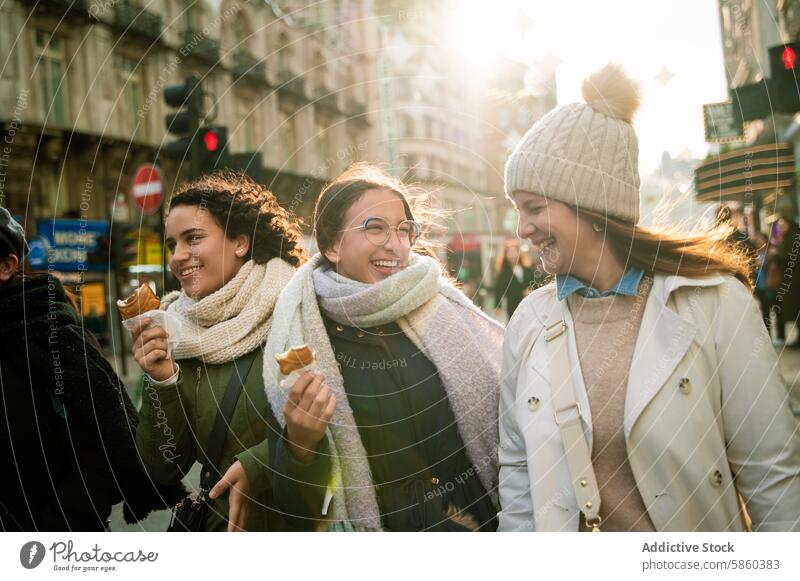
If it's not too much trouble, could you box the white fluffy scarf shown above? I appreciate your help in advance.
[263,253,504,530]
[161,258,296,364]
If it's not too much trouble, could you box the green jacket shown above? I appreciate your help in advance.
[135,351,328,531]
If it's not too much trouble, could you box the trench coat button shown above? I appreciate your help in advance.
[585,501,593,509]
[336,324,344,332]
[431,476,440,485]
[580,479,588,487]
[709,469,723,487]
[527,396,540,411]
[679,377,691,394]
[356,331,365,338]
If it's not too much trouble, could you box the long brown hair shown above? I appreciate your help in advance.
[580,208,754,290]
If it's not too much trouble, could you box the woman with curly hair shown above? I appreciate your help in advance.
[132,172,328,531]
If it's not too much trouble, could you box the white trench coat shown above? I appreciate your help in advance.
[498,274,800,532]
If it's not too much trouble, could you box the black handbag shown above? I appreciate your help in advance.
[167,350,258,532]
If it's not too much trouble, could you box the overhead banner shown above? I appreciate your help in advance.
[694,143,795,202]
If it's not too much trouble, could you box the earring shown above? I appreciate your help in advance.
[592,223,603,233]
[236,249,245,256]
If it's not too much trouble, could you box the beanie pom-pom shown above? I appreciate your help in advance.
[581,64,641,123]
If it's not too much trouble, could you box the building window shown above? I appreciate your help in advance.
[45,162,67,217]
[117,56,144,140]
[278,32,292,77]
[238,97,257,150]
[280,116,297,172]
[347,125,361,161]
[182,0,196,31]
[316,122,331,167]
[312,51,325,94]
[35,31,67,126]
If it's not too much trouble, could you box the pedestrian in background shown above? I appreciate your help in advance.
[777,213,800,348]
[264,163,503,531]
[0,208,184,531]
[131,173,327,531]
[493,238,546,320]
[498,64,800,532]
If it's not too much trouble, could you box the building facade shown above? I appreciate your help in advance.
[712,0,800,223]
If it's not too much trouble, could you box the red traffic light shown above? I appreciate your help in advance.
[782,46,797,70]
[203,129,219,152]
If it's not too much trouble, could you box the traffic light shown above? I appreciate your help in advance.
[162,76,202,175]
[769,42,800,113]
[198,126,228,173]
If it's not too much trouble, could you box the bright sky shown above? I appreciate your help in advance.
[446,0,729,174]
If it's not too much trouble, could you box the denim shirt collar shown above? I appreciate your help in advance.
[556,267,645,300]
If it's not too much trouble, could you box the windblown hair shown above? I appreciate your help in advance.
[580,208,754,290]
[169,171,305,267]
[313,162,443,263]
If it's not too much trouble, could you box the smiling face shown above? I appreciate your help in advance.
[165,204,249,299]
[323,188,413,284]
[512,190,601,276]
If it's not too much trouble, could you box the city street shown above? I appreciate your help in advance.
[2,0,800,551]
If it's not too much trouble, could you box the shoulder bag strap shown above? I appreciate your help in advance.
[199,349,259,491]
[544,300,603,531]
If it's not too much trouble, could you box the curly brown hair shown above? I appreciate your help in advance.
[169,171,306,267]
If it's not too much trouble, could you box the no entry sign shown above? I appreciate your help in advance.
[132,164,163,215]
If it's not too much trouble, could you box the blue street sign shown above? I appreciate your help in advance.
[26,236,49,269]
[36,219,109,272]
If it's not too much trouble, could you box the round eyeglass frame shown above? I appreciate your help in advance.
[341,216,422,247]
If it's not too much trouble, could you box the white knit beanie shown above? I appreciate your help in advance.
[504,64,642,223]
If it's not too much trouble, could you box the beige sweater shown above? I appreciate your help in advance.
[566,277,655,532]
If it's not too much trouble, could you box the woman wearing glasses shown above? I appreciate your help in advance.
[263,163,504,531]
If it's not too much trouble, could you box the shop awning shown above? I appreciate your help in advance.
[694,143,795,202]
[448,233,480,253]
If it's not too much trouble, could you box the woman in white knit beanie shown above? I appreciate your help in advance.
[498,64,800,532]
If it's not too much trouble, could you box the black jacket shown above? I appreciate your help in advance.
[0,275,185,531]
[323,313,497,531]
[494,263,544,318]
[778,221,800,321]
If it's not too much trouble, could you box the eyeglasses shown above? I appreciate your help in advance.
[342,217,422,247]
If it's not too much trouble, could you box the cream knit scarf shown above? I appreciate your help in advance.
[161,258,296,364]
[264,253,504,530]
